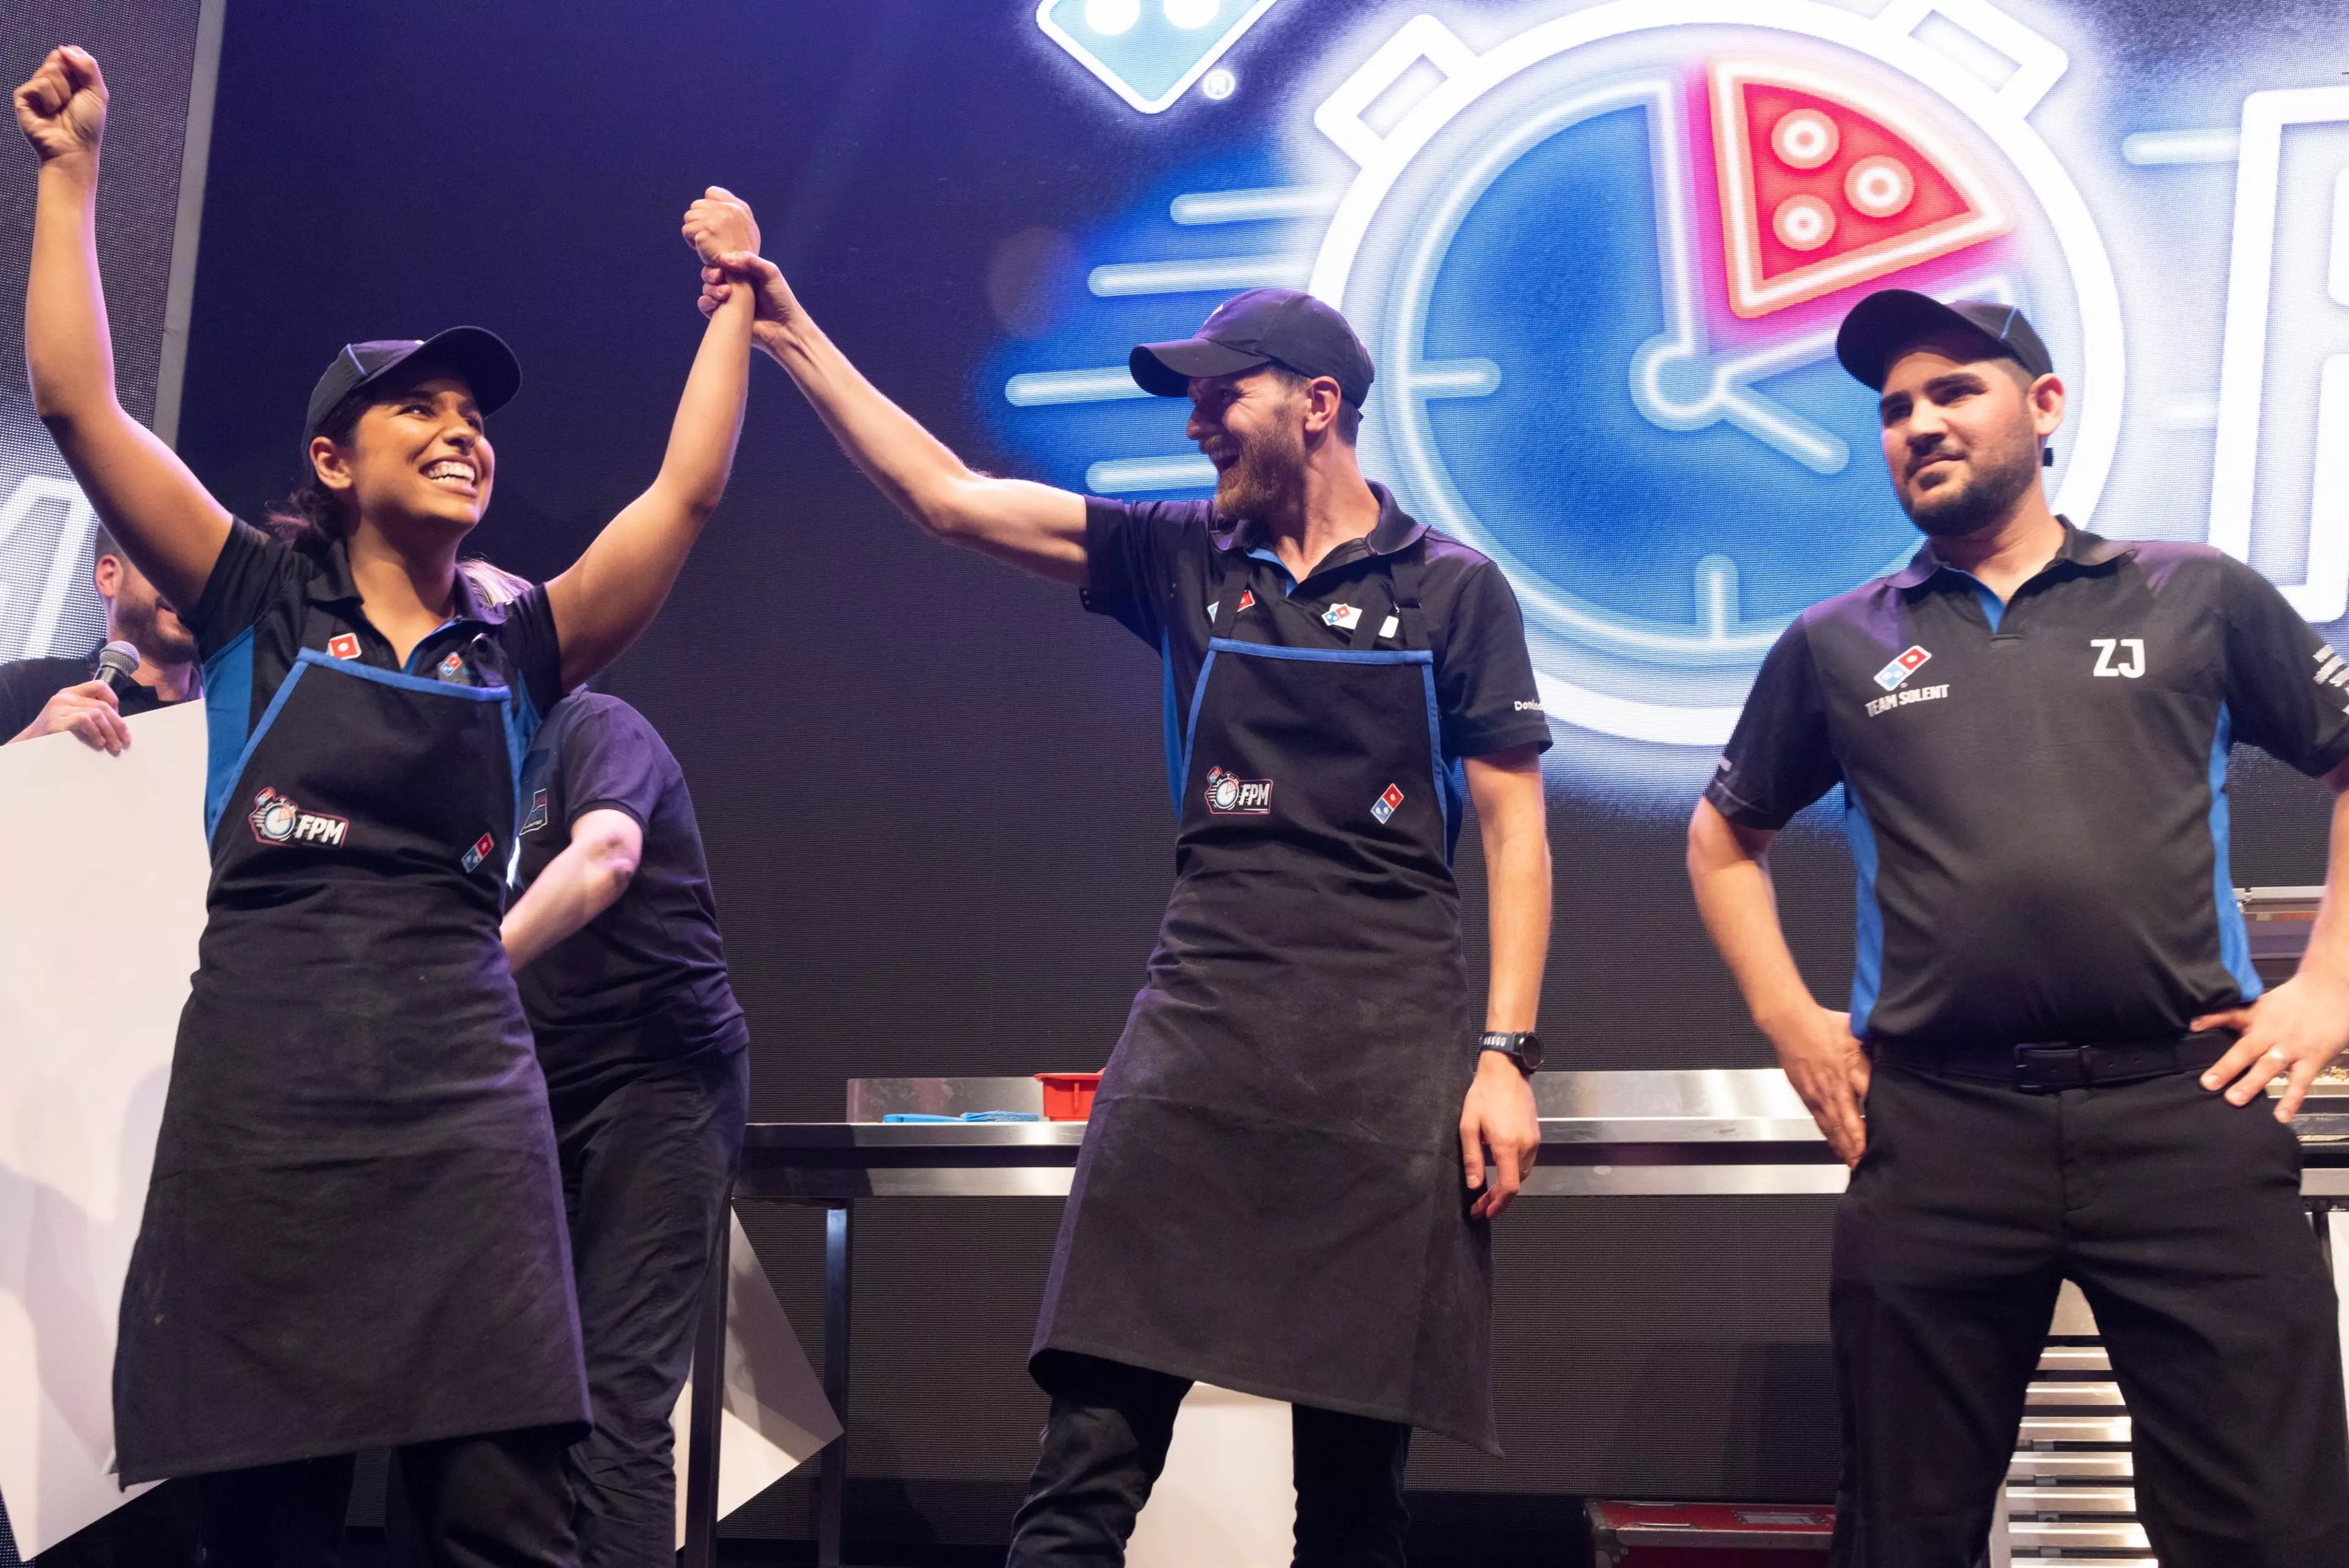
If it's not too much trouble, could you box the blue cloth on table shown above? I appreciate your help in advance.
[881,1112,1044,1123]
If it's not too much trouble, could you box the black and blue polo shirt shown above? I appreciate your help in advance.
[1705,521,2349,1052]
[1082,481,1553,824]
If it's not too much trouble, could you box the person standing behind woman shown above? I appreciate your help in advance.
[490,671,749,1566]
[18,44,759,1566]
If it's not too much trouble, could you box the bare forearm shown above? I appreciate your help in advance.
[26,155,112,422]
[1688,809,1816,1031]
[763,314,981,529]
[502,848,629,971]
[1483,825,1549,1031]
[24,155,226,608]
[652,283,755,517]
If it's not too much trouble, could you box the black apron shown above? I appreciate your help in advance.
[114,647,588,1482]
[1033,545,1496,1452]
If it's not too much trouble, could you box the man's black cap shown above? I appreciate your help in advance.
[301,326,522,451]
[1130,288,1375,408]
[1834,291,2054,392]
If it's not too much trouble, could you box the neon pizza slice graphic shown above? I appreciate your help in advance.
[1709,57,2011,319]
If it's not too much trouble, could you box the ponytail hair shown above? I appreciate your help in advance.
[262,392,366,559]
[457,557,532,609]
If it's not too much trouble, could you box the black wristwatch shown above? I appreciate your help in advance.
[1480,1031,1542,1075]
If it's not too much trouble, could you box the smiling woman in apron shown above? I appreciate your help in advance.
[20,48,759,1566]
[697,228,1554,1560]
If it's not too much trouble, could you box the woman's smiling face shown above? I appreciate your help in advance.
[314,369,495,537]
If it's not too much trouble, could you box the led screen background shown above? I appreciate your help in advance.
[0,1,209,680]
[20,0,2349,1537]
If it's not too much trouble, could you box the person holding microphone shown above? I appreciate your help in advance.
[18,43,758,1565]
[1,522,199,748]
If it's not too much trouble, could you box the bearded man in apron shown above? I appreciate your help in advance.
[701,236,1555,1561]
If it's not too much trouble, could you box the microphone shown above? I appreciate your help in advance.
[92,640,141,699]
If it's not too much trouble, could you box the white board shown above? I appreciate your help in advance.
[0,703,210,1554]
[670,1211,842,1546]
[1126,1384,1295,1568]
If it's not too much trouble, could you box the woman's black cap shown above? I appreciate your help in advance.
[1130,288,1375,408]
[300,326,522,451]
[1835,290,2052,392]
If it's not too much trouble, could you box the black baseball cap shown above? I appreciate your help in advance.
[1130,288,1375,408]
[301,326,522,451]
[1834,291,2054,392]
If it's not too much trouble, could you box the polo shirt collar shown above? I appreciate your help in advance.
[1888,516,2133,593]
[302,529,512,626]
[1212,481,1429,575]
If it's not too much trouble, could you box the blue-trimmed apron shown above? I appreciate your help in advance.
[1034,546,1496,1452]
[114,646,587,1482]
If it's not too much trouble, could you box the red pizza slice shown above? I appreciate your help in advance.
[1709,57,2011,319]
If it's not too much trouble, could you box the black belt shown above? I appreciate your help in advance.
[1872,1030,2238,1094]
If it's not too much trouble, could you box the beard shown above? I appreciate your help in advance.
[1899,431,2040,539]
[1212,418,1306,525]
[113,590,197,666]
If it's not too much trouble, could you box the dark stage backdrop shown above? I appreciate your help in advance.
[141,0,2349,1543]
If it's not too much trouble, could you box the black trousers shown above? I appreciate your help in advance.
[1006,1351,1411,1568]
[548,1049,748,1567]
[1833,1063,2349,1568]
[198,1425,577,1568]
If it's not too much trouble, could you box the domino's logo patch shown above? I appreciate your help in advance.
[1371,783,1404,824]
[436,651,465,682]
[521,788,550,834]
[327,633,361,660]
[462,832,494,873]
[1874,645,1932,691]
[1323,603,1362,630]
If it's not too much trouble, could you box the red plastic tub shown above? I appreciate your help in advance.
[1034,1072,1104,1121]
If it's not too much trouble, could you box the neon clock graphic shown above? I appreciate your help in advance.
[1307,0,2124,749]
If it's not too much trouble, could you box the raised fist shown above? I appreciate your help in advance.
[681,186,760,266]
[683,185,803,355]
[14,46,105,165]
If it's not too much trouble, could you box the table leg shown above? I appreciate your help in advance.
[819,1202,853,1568]
[682,1190,734,1567]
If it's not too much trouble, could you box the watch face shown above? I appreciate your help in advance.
[1486,1032,1541,1069]
[1310,7,2114,770]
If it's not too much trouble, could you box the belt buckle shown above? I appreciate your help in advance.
[2012,1042,2085,1093]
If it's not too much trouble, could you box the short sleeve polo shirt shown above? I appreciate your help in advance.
[511,691,747,1094]
[1706,522,2349,1052]
[1082,482,1552,812]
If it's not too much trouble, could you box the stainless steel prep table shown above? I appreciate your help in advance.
[678,1069,2349,1566]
